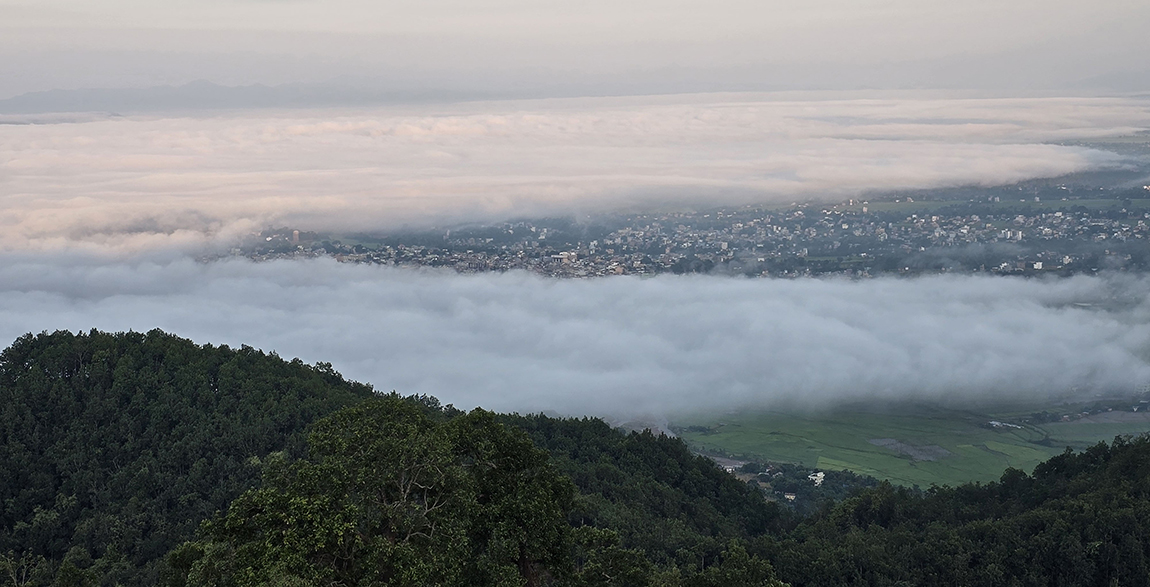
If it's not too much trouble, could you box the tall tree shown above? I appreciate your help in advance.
[166,397,573,587]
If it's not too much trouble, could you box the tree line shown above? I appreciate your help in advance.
[4,330,1150,586]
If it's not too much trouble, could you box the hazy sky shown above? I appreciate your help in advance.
[3,94,1146,254]
[1,257,1146,417]
[1,0,1148,97]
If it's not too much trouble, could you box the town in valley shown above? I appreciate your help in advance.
[233,182,1150,278]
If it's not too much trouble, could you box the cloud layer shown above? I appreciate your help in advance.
[1,256,1147,417]
[1,93,1146,253]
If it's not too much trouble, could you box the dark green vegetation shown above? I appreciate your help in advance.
[164,400,576,587]
[734,463,880,518]
[770,436,1150,586]
[0,330,375,585]
[6,330,1150,586]
[675,402,1150,488]
[0,331,785,587]
[505,416,784,570]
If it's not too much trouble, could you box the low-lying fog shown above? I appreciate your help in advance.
[2,256,1146,417]
[2,93,1147,254]
[3,92,1148,417]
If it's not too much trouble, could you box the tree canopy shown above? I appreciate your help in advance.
[0,330,374,585]
[166,397,575,586]
[5,329,1150,587]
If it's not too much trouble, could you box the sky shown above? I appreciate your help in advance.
[2,1,1150,417]
[1,0,1149,99]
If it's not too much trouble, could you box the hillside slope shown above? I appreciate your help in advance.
[6,330,1150,586]
[0,330,375,584]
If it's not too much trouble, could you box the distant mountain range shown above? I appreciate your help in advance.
[0,80,489,115]
[3,66,1149,116]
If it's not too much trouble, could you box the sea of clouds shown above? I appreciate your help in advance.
[1,256,1147,417]
[2,92,1149,417]
[2,93,1147,254]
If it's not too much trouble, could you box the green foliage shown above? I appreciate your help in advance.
[565,532,787,587]
[450,410,574,586]
[685,541,786,587]
[567,527,652,587]
[12,330,1150,587]
[0,549,52,586]
[164,404,790,587]
[771,435,1150,586]
[0,330,784,586]
[165,397,573,587]
[749,463,879,516]
[0,329,374,585]
[504,415,785,569]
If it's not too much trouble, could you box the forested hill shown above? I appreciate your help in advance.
[0,330,787,586]
[504,415,785,567]
[771,436,1150,586]
[6,330,1150,586]
[0,330,375,585]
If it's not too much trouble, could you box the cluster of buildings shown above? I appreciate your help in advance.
[236,195,1150,278]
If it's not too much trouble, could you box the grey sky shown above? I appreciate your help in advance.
[1,0,1148,98]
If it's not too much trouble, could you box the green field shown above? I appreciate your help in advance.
[673,403,1150,487]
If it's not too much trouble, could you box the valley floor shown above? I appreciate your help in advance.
[674,401,1150,486]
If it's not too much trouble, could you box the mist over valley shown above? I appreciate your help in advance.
[6,3,1150,583]
[1,256,1146,419]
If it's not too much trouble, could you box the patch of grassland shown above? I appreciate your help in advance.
[674,403,1150,487]
[1042,420,1150,445]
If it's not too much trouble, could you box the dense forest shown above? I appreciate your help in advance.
[0,330,375,585]
[3,330,1150,586]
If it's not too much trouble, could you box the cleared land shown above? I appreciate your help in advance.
[673,404,1150,487]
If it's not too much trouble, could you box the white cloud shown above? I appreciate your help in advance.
[0,256,1147,417]
[0,94,1144,253]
